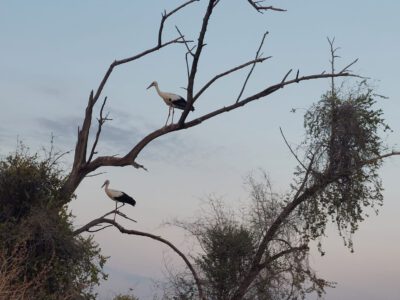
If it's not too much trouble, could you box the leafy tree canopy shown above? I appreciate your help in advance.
[0,145,107,299]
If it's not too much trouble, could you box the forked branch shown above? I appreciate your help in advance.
[80,69,359,177]
[62,1,197,197]
[194,56,271,101]
[88,97,111,163]
[158,0,199,46]
[247,0,286,13]
[236,31,269,102]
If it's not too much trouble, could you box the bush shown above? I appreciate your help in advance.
[0,147,107,299]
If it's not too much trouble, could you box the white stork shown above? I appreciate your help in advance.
[147,81,195,125]
[101,180,136,211]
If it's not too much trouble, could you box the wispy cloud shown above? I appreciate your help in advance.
[35,111,220,167]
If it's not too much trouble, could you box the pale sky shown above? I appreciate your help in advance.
[1,1,399,299]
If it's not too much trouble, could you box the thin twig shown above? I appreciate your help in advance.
[116,211,137,223]
[88,97,109,163]
[132,161,148,171]
[175,25,194,56]
[327,37,339,93]
[85,172,106,178]
[279,127,307,171]
[257,244,309,270]
[158,0,199,46]
[195,56,270,101]
[247,0,286,13]
[180,0,218,125]
[87,224,113,233]
[49,150,72,168]
[339,58,359,74]
[281,69,293,84]
[236,31,269,103]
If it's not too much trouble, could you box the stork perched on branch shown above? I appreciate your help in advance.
[101,180,136,211]
[147,81,195,125]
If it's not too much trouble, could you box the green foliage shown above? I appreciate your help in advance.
[196,222,256,300]
[113,293,140,300]
[300,82,389,247]
[0,146,107,299]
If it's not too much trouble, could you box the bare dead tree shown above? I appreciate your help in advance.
[61,0,357,199]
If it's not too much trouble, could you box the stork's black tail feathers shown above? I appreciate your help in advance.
[172,97,195,111]
[116,193,136,207]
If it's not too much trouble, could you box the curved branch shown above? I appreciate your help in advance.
[82,70,358,175]
[74,218,205,300]
[257,244,309,271]
[279,127,307,171]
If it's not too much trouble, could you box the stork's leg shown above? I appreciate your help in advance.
[114,202,118,221]
[114,203,125,220]
[165,107,172,126]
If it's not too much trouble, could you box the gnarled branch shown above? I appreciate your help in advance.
[74,217,205,300]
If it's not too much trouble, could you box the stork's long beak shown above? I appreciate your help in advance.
[101,182,106,188]
[146,83,153,90]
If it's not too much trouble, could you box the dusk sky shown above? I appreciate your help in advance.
[1,1,399,299]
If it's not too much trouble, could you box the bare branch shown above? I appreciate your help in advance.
[115,211,137,223]
[158,0,199,46]
[257,244,309,271]
[132,161,148,172]
[85,172,106,178]
[88,96,109,163]
[327,37,338,93]
[185,51,192,80]
[87,224,113,233]
[360,150,400,165]
[236,31,269,103]
[49,149,72,168]
[175,25,194,56]
[74,218,205,300]
[180,0,218,125]
[79,70,359,178]
[281,69,293,83]
[339,58,359,74]
[279,127,307,171]
[247,0,286,13]
[93,37,186,105]
[194,56,271,101]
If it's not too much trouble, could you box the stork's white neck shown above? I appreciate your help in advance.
[154,84,163,97]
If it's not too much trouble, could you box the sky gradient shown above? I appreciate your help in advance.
[1,1,399,299]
